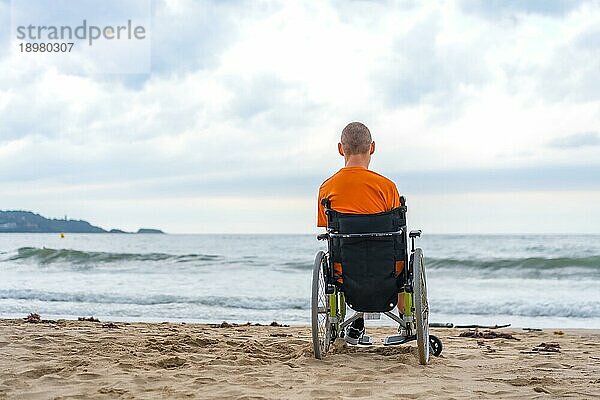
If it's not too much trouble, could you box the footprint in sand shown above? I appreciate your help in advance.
[155,356,187,369]
[19,366,63,379]
[347,387,372,398]
[455,353,477,360]
[379,365,409,374]
[310,388,338,398]
[507,376,557,387]
[473,389,513,396]
[76,372,103,380]
[117,362,136,370]
[31,336,53,344]
[98,387,128,395]
[532,361,566,369]
[192,377,217,385]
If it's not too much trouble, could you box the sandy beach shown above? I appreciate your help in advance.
[0,319,599,399]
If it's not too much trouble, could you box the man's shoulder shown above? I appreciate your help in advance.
[319,168,397,190]
[363,169,397,187]
[319,169,343,190]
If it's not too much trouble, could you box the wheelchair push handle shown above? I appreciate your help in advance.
[409,230,422,238]
[409,230,422,253]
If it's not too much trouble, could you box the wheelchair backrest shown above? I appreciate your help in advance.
[325,203,409,313]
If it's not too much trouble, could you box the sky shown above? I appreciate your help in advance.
[0,0,599,234]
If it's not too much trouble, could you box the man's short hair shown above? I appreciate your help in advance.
[341,122,372,155]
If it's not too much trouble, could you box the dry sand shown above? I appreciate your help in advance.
[0,319,599,399]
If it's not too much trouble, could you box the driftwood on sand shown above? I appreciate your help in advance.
[521,342,561,354]
[23,313,57,324]
[459,329,520,340]
[455,324,511,329]
[78,316,100,322]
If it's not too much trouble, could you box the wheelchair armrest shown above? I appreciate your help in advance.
[317,233,329,241]
[409,230,422,238]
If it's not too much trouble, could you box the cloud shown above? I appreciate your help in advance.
[0,1,9,51]
[574,25,600,49]
[548,132,600,149]
[3,163,598,202]
[538,25,600,102]
[459,0,584,19]
[1,1,599,173]
[372,11,490,110]
[392,165,600,194]
[1,1,600,232]
[150,0,250,74]
[222,73,321,128]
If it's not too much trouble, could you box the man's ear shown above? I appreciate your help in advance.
[370,141,375,155]
[338,143,345,156]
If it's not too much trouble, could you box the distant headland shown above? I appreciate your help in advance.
[0,210,165,234]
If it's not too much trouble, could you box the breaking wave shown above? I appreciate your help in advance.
[3,247,221,265]
[426,255,600,270]
[0,289,308,310]
[2,288,598,318]
[434,300,600,319]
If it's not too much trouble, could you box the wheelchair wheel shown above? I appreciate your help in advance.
[311,251,330,359]
[413,248,430,365]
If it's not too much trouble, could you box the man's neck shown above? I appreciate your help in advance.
[344,155,370,168]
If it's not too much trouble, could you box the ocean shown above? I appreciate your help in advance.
[1,233,599,328]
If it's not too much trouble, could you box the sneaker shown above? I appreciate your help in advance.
[345,317,365,345]
[397,315,408,337]
[397,325,408,337]
[345,325,365,345]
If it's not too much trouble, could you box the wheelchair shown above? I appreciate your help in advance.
[311,196,442,365]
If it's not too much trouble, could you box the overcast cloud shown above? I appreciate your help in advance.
[0,0,599,233]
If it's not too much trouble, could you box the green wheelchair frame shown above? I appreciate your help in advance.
[311,198,442,365]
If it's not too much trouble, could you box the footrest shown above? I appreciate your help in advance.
[358,334,373,346]
[383,334,415,346]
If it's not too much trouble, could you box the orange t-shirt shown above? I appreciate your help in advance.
[317,166,401,227]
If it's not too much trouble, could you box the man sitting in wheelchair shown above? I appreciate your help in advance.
[317,121,407,345]
[313,122,441,364]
